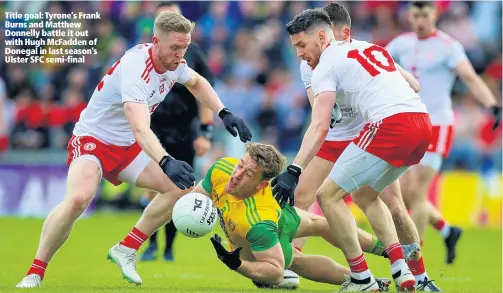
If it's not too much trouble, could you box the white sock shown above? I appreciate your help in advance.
[440,223,451,239]
[391,259,406,276]
[119,244,136,252]
[414,272,428,282]
[351,269,372,281]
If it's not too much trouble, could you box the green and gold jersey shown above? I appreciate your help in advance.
[201,157,282,255]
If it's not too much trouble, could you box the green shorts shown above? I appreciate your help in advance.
[278,205,301,268]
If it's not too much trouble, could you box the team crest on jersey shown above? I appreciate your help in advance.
[83,142,96,151]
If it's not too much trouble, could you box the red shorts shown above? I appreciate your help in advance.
[316,140,352,163]
[353,113,432,167]
[426,125,454,158]
[66,135,143,186]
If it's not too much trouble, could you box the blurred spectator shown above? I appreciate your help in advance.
[10,89,50,149]
[198,1,237,50]
[0,78,8,152]
[5,64,31,100]
[444,97,486,171]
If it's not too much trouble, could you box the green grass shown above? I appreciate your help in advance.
[1,212,501,293]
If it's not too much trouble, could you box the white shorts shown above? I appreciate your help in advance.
[419,124,454,171]
[329,142,409,193]
[419,152,443,172]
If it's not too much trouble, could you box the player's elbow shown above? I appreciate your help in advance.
[264,266,284,285]
[312,120,330,139]
[130,123,149,142]
[411,81,420,93]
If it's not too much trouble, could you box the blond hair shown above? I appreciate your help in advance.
[245,143,285,180]
[154,11,194,35]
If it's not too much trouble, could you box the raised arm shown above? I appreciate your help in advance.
[183,69,252,142]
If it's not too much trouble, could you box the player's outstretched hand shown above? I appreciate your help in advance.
[218,108,252,142]
[491,106,502,130]
[271,165,302,208]
[210,234,242,270]
[159,155,195,190]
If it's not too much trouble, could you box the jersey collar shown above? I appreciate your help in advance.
[417,29,438,40]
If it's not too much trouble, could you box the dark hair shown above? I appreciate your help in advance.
[411,1,436,9]
[157,1,179,10]
[323,2,351,27]
[285,8,332,35]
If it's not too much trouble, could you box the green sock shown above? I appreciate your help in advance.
[369,238,385,256]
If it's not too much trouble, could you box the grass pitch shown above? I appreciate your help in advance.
[1,212,501,293]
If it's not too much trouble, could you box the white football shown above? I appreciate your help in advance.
[172,192,218,238]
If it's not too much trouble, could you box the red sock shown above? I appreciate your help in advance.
[385,243,404,264]
[347,254,369,273]
[26,259,47,280]
[434,219,446,230]
[120,227,148,251]
[408,257,426,276]
[294,246,302,253]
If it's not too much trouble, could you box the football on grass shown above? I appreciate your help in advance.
[172,192,218,238]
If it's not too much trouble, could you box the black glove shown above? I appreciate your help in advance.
[159,155,195,190]
[271,165,302,208]
[210,234,242,270]
[331,102,343,128]
[491,106,502,130]
[219,108,253,142]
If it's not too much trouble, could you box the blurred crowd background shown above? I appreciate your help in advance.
[0,1,501,212]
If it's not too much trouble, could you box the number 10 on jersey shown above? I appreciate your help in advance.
[348,45,396,77]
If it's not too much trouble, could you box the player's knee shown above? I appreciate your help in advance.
[388,200,406,219]
[294,187,316,210]
[68,191,94,213]
[315,189,329,206]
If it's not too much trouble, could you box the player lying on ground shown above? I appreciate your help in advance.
[387,1,500,265]
[16,11,252,288]
[291,3,440,291]
[189,142,417,290]
[273,8,434,292]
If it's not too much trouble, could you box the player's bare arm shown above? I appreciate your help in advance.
[210,233,284,285]
[184,69,252,142]
[192,181,211,198]
[236,243,285,285]
[124,102,168,163]
[293,91,335,169]
[306,87,315,107]
[455,60,498,108]
[124,102,195,190]
[396,64,420,93]
[184,68,225,114]
[455,60,501,128]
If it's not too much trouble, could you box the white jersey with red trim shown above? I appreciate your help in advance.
[386,30,468,125]
[73,43,192,146]
[300,57,364,141]
[311,40,427,123]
